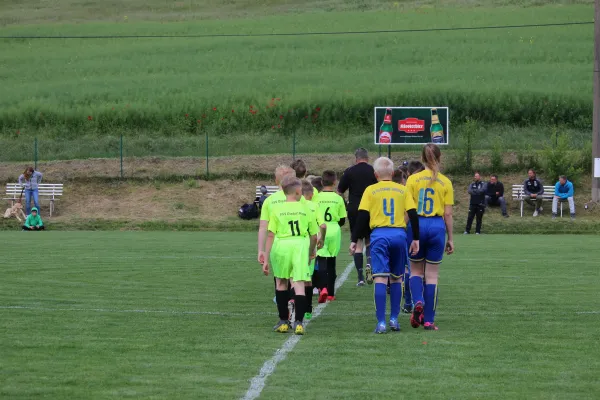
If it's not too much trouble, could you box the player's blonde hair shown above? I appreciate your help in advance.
[422,143,441,185]
[275,165,295,186]
[281,176,302,195]
[373,157,394,180]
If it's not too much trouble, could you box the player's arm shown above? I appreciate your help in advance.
[309,234,317,262]
[263,231,275,275]
[351,210,370,244]
[406,208,420,256]
[337,170,349,196]
[444,205,454,255]
[318,223,327,249]
[257,201,271,263]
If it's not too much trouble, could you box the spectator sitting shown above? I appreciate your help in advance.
[552,175,575,220]
[485,174,509,218]
[257,185,268,209]
[523,169,544,217]
[22,207,45,231]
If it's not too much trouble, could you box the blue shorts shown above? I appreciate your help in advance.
[370,227,408,279]
[409,216,446,264]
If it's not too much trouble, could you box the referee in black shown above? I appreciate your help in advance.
[337,147,378,286]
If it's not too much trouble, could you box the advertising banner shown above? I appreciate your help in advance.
[374,107,449,145]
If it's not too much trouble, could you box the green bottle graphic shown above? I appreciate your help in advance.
[430,108,444,143]
[379,108,393,144]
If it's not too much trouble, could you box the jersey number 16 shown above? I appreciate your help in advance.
[418,188,435,215]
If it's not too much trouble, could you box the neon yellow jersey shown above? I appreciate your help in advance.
[260,190,307,221]
[312,187,319,203]
[316,191,347,225]
[267,201,318,239]
[306,199,325,227]
[358,181,416,229]
[406,169,454,217]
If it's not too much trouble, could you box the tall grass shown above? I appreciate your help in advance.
[0,5,593,137]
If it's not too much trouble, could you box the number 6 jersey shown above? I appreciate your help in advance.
[405,169,454,217]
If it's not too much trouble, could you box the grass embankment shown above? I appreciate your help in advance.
[0,154,598,233]
[0,3,593,139]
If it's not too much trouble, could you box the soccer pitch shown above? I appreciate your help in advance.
[1,232,599,399]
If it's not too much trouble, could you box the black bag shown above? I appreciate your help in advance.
[238,203,259,220]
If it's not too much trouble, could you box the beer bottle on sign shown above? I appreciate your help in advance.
[379,108,393,144]
[430,108,444,144]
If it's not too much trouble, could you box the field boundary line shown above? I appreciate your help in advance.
[241,261,355,400]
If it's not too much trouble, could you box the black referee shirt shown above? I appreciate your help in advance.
[337,162,378,211]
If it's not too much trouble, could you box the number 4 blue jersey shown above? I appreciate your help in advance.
[406,170,454,217]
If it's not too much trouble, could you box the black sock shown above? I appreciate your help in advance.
[327,257,337,296]
[317,257,327,290]
[311,272,319,290]
[306,286,313,313]
[275,290,290,321]
[295,294,306,322]
[353,253,364,282]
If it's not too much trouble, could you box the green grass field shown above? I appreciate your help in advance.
[0,2,594,138]
[2,232,599,399]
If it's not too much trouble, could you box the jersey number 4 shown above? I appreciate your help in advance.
[288,220,301,236]
[418,188,435,215]
[382,198,395,225]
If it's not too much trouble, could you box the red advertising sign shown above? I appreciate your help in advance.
[398,118,425,134]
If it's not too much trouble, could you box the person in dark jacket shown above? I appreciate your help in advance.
[523,169,544,217]
[485,174,509,217]
[465,172,487,234]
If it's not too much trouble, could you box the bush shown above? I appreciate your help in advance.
[542,130,583,186]
[490,138,504,173]
[451,118,476,173]
[516,144,541,173]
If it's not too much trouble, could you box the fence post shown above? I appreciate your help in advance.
[120,134,124,179]
[34,137,38,169]
[205,131,209,178]
[378,145,382,157]
[387,145,391,159]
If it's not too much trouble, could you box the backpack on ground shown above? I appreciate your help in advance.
[238,202,259,220]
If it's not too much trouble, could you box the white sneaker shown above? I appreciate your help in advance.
[533,210,539,217]
[313,287,319,295]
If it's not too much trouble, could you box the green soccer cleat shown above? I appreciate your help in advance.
[273,320,290,333]
[304,312,313,320]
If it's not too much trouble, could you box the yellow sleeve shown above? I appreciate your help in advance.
[260,198,271,221]
[404,189,417,211]
[338,196,347,218]
[307,207,319,236]
[444,182,455,206]
[315,206,325,226]
[267,213,277,233]
[358,190,371,212]
[406,177,416,202]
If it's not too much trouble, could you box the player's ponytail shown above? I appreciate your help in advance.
[422,143,441,186]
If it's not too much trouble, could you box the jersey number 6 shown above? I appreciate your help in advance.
[418,188,435,215]
[324,207,332,222]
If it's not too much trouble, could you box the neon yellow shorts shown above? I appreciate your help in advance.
[270,238,312,282]
[317,223,341,258]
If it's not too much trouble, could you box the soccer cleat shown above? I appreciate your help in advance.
[374,322,387,334]
[365,264,373,285]
[389,318,400,332]
[327,296,336,302]
[402,303,413,314]
[318,288,328,304]
[288,300,295,322]
[273,320,290,333]
[424,322,439,331]
[294,322,304,335]
[304,312,312,320]
[410,301,424,328]
[356,281,365,287]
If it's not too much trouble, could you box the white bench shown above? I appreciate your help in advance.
[4,183,64,217]
[255,186,279,203]
[511,184,567,217]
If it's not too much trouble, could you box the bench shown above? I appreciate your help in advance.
[255,185,279,204]
[4,183,64,217]
[511,184,568,217]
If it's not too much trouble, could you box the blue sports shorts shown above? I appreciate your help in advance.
[370,227,408,279]
[409,216,446,264]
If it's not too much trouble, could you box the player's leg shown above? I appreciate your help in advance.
[422,218,446,330]
[324,225,341,300]
[290,243,312,335]
[271,241,293,333]
[316,256,328,303]
[409,218,427,328]
[403,223,413,313]
[388,230,407,331]
[305,257,316,320]
[326,257,337,300]
[370,230,390,334]
[365,235,372,283]
[349,209,365,286]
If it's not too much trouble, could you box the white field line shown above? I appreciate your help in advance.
[241,261,355,400]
